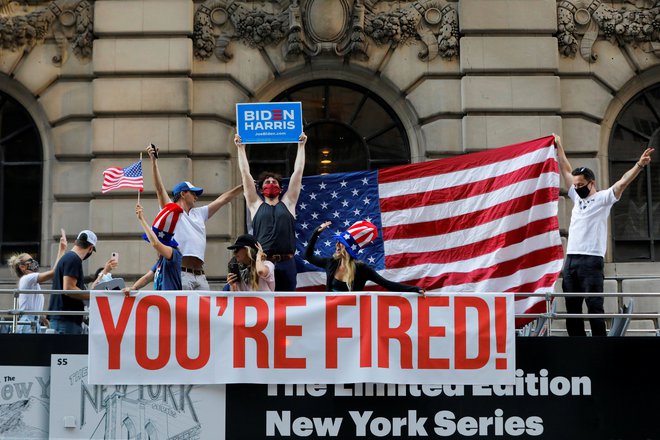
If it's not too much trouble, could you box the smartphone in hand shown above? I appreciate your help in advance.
[111,252,119,263]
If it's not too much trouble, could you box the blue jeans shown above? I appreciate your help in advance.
[17,316,41,334]
[50,318,83,335]
[562,254,606,337]
[274,258,297,292]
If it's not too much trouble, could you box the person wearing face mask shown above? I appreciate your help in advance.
[47,230,117,334]
[234,132,307,292]
[7,230,67,333]
[555,134,654,336]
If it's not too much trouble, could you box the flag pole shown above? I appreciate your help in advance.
[138,152,142,205]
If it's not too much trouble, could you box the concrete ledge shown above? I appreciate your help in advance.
[192,81,248,120]
[0,49,22,75]
[460,36,558,73]
[93,78,192,113]
[192,46,273,94]
[52,162,93,197]
[94,38,192,74]
[560,78,613,120]
[193,120,233,155]
[407,79,461,118]
[191,159,233,196]
[94,0,193,35]
[560,118,601,154]
[420,118,463,154]
[459,0,557,33]
[12,44,60,95]
[462,76,560,112]
[558,41,635,92]
[39,81,93,124]
[380,43,460,92]
[51,202,90,237]
[90,199,160,235]
[462,115,561,150]
[52,121,92,157]
[92,117,192,154]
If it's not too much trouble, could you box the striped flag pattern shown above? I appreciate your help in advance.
[292,136,563,323]
[153,203,183,234]
[101,160,144,193]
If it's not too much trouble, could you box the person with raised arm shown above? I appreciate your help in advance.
[8,229,68,333]
[234,132,307,291]
[555,133,654,336]
[146,143,242,290]
[305,220,425,294]
[123,203,184,295]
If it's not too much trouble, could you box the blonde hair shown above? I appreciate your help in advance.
[244,246,260,291]
[7,253,31,279]
[334,246,356,291]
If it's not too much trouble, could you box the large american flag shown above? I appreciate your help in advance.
[102,160,144,193]
[291,136,563,322]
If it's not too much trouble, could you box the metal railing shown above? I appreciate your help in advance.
[2,289,660,335]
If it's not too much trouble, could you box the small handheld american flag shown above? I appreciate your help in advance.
[102,160,144,193]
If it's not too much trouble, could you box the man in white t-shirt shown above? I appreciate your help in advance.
[555,134,654,336]
[147,144,242,290]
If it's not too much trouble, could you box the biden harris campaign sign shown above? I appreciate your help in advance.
[236,102,303,144]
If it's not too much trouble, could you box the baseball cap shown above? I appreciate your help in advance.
[227,234,258,250]
[172,181,203,196]
[77,230,97,251]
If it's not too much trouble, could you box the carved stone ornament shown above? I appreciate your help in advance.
[558,0,660,62]
[0,0,94,66]
[193,0,459,62]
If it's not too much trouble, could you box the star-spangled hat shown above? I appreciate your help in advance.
[334,220,378,259]
[143,203,183,248]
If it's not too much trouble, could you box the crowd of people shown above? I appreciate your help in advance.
[7,132,424,334]
[6,133,654,335]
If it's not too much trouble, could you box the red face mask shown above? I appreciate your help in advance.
[262,183,281,199]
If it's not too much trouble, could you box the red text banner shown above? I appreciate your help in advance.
[88,292,515,385]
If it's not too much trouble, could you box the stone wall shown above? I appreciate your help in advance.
[1,0,660,297]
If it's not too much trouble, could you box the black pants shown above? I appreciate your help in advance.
[562,254,606,336]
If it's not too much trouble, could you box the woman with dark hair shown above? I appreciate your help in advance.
[227,234,274,292]
[305,221,425,294]
[7,230,67,333]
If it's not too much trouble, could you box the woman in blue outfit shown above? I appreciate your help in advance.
[305,220,425,294]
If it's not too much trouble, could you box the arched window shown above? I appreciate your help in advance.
[609,84,660,261]
[0,91,42,263]
[246,79,410,178]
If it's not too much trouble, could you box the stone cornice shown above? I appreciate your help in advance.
[558,0,660,62]
[0,0,94,66]
[193,0,459,63]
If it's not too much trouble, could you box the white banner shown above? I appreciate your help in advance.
[88,292,515,386]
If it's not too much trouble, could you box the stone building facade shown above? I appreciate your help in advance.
[1,0,660,327]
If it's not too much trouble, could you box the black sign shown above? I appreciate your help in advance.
[1,336,658,439]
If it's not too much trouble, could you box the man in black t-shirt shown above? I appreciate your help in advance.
[234,133,307,291]
[48,230,115,334]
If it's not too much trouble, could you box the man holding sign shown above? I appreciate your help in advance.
[234,131,307,291]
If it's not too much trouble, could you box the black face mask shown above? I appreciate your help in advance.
[83,249,93,261]
[26,260,39,272]
[575,184,591,199]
